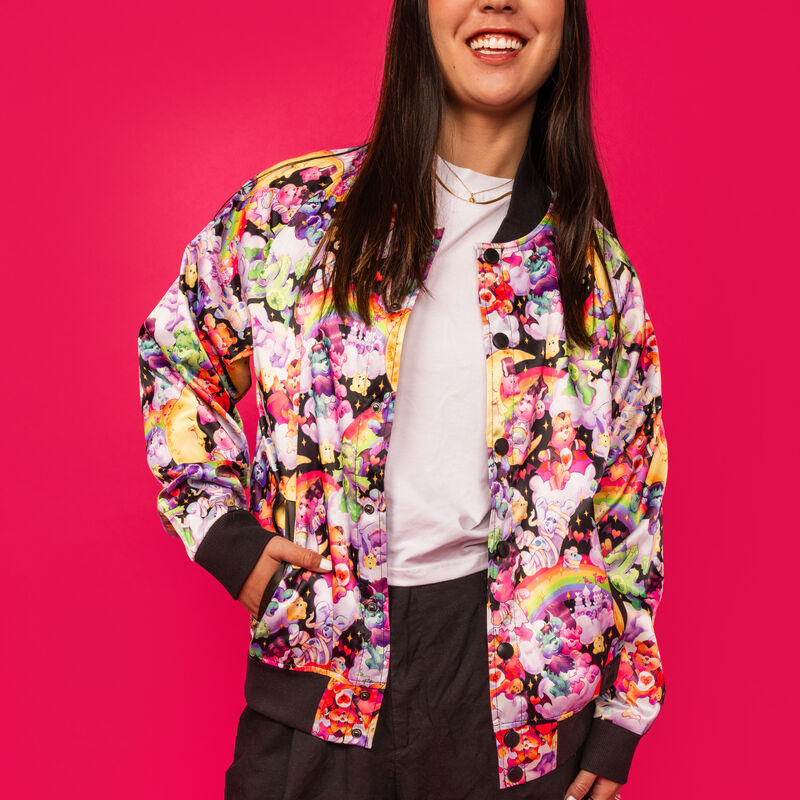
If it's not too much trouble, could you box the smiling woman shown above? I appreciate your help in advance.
[137,2,667,799]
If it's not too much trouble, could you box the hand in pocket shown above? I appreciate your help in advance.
[237,537,332,617]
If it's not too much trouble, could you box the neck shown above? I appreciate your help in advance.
[435,97,537,179]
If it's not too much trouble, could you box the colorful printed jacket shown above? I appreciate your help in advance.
[137,136,668,790]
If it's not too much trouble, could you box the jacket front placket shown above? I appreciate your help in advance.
[472,137,565,788]
[307,219,445,746]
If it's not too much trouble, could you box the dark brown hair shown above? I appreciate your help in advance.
[302,0,619,350]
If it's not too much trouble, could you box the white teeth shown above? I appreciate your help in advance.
[468,35,525,52]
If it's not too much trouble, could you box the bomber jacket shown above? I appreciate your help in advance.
[137,134,668,791]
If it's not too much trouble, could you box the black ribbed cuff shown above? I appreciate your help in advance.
[578,717,642,784]
[194,509,278,600]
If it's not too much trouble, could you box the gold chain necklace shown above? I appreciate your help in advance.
[434,157,514,204]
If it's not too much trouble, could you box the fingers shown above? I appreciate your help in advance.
[585,777,624,800]
[564,769,597,800]
[564,771,624,800]
[265,536,333,573]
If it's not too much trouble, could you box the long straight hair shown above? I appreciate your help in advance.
[302,0,619,351]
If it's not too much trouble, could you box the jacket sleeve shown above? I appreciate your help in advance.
[137,178,278,601]
[579,252,669,784]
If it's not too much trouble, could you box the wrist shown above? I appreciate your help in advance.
[195,509,278,600]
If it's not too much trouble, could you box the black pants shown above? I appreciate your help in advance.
[225,569,586,800]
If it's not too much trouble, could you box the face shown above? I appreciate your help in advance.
[428,0,565,114]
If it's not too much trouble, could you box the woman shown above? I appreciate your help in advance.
[137,1,668,799]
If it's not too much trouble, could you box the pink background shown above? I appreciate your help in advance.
[3,1,795,796]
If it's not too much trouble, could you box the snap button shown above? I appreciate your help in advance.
[497,641,514,660]
[503,729,520,748]
[359,690,371,700]
[352,728,362,737]
[484,247,500,264]
[492,331,509,349]
[494,437,509,456]
[507,766,523,783]
[364,503,375,515]
[371,401,381,412]
[496,541,510,558]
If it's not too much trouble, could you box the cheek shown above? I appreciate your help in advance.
[532,0,566,39]
[426,1,464,60]
[426,0,451,37]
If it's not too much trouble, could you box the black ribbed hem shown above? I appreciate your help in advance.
[554,701,595,767]
[194,509,278,600]
[244,655,329,731]
[578,717,643,784]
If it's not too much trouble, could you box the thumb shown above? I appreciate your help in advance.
[564,769,597,800]
[266,536,333,573]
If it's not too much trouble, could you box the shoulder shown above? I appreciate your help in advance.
[251,143,367,193]
[184,144,368,256]
[225,144,368,234]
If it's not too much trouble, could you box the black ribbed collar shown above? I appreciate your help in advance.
[490,132,552,243]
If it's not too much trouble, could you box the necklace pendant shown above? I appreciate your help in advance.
[468,195,476,203]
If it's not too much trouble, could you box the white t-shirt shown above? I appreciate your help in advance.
[384,154,515,586]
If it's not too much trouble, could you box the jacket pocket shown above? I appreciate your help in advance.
[595,576,628,696]
[510,558,626,726]
[598,647,623,697]
[606,578,629,638]
[256,491,297,619]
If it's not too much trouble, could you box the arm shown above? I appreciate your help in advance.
[136,177,278,601]
[579,249,669,784]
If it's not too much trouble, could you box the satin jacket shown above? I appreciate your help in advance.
[137,136,668,790]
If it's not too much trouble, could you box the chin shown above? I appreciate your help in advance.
[462,90,528,112]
